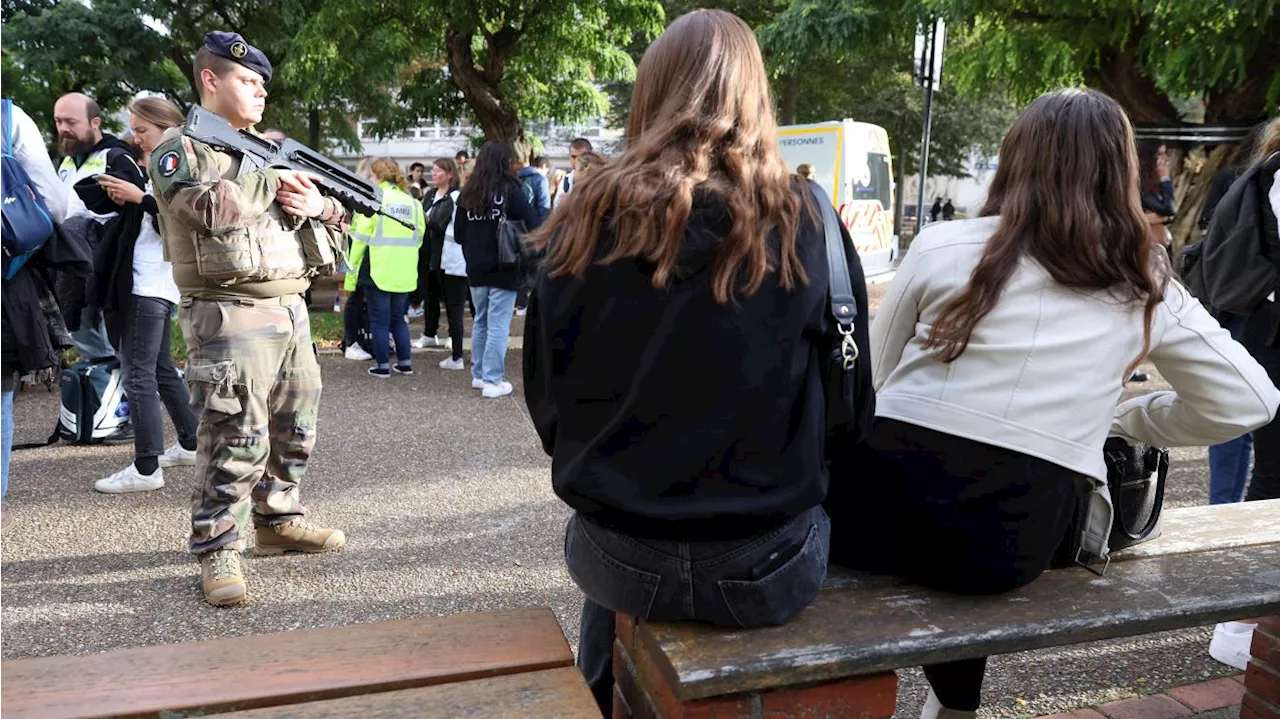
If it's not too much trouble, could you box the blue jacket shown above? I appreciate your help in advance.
[518,166,551,220]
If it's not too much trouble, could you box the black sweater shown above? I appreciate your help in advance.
[454,179,543,290]
[523,184,873,540]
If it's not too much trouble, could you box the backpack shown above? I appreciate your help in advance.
[1184,154,1280,316]
[1,99,56,280]
[58,357,129,444]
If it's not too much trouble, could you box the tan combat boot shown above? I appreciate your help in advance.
[200,548,247,606]
[255,517,346,555]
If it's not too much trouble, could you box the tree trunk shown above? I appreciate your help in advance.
[1169,146,1228,257]
[445,25,524,141]
[308,107,321,149]
[1083,34,1179,124]
[779,74,800,125]
[170,44,200,107]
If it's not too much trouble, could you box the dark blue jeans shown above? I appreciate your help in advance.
[364,285,411,366]
[566,506,831,716]
[121,295,198,458]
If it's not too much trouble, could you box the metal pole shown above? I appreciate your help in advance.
[915,18,938,235]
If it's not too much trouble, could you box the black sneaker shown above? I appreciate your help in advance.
[393,364,413,376]
[1129,371,1149,383]
[368,367,391,379]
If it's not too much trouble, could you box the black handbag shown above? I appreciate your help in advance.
[1052,436,1168,574]
[496,193,529,268]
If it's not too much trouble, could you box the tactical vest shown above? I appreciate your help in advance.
[152,128,319,299]
[59,150,114,223]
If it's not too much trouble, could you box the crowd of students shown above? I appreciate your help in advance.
[339,139,604,396]
[2,8,1279,713]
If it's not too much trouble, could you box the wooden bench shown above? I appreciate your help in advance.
[614,499,1280,719]
[1,607,599,718]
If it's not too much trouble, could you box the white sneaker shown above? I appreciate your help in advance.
[344,343,373,361]
[158,443,196,468]
[482,381,514,398]
[95,464,165,494]
[515,307,528,317]
[472,377,486,389]
[1209,621,1255,670]
[407,306,425,319]
[440,356,465,371]
[413,335,443,349]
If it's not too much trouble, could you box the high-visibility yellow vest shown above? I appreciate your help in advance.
[59,151,114,222]
[345,182,425,293]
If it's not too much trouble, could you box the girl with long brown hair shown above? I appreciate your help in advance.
[861,89,1278,718]
[523,9,872,715]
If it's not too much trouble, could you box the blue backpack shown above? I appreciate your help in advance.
[2,99,56,279]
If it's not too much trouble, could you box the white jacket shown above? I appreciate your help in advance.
[872,216,1279,485]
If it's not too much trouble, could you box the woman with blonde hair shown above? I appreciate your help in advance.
[523,10,872,713]
[91,96,201,493]
[345,158,426,377]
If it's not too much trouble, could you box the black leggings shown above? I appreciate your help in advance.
[423,270,469,360]
[830,418,1083,711]
[1242,313,1280,501]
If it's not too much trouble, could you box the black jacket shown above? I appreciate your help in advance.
[523,182,873,540]
[454,179,543,290]
[1141,177,1176,217]
[423,186,459,272]
[2,223,94,386]
[77,160,156,336]
[1186,153,1280,330]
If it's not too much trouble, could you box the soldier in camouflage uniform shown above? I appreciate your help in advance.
[150,32,347,606]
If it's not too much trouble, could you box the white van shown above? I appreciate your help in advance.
[776,120,898,276]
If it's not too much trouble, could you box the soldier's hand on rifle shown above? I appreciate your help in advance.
[276,170,326,218]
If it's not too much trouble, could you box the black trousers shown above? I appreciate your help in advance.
[1241,312,1280,501]
[423,270,469,361]
[829,418,1083,711]
[342,286,365,349]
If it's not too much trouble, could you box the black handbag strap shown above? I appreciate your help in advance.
[808,181,859,368]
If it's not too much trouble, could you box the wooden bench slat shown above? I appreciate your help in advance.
[210,667,599,718]
[1110,498,1280,561]
[642,543,1280,701]
[0,608,573,719]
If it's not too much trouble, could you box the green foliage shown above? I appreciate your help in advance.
[295,0,664,141]
[926,0,1280,120]
[2,0,185,131]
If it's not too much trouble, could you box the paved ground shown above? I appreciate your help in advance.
[0,322,1245,718]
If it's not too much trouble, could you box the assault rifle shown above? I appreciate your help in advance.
[183,105,413,229]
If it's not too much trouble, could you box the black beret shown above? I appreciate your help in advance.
[203,31,272,83]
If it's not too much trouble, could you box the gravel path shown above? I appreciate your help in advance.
[0,347,1240,718]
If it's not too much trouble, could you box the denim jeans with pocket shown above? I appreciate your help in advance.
[566,506,830,715]
[469,286,517,385]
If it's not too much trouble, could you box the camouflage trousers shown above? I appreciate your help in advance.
[178,294,321,555]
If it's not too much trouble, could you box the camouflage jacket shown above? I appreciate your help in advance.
[149,125,349,299]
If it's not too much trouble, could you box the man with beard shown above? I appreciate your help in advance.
[53,93,147,363]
